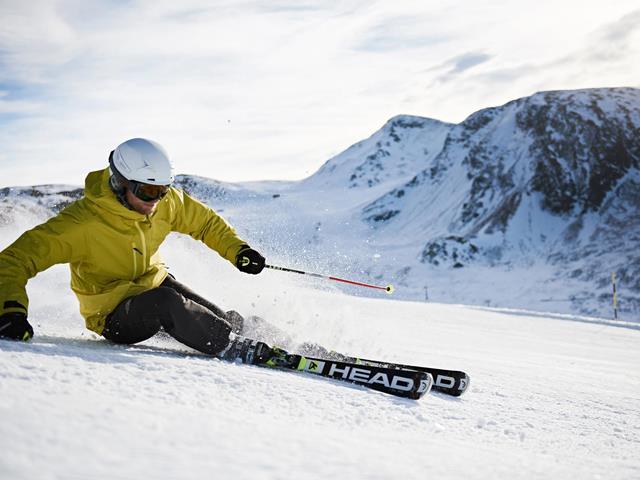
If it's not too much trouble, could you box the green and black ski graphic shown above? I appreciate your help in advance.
[219,336,433,400]
[295,344,470,397]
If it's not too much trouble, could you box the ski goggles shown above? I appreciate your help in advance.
[128,181,170,202]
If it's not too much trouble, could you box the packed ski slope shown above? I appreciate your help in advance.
[1,228,639,480]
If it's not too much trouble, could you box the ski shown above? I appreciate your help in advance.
[295,355,432,400]
[219,336,433,400]
[295,344,469,397]
[357,358,469,397]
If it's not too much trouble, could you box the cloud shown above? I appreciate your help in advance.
[527,9,640,82]
[428,51,493,84]
[599,8,640,44]
[353,15,448,52]
[581,8,640,64]
[450,52,492,74]
[0,97,42,115]
[0,1,81,84]
[251,1,336,15]
[425,8,640,107]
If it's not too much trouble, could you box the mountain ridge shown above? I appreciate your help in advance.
[1,87,638,318]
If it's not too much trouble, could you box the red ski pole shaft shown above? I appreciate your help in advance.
[265,264,394,294]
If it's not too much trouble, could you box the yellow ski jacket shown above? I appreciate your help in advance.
[0,168,248,334]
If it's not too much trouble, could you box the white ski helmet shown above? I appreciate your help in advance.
[110,138,174,185]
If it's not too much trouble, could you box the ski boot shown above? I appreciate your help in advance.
[218,333,299,368]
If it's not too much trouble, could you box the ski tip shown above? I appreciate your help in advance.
[406,372,433,400]
[434,373,470,397]
[456,374,470,397]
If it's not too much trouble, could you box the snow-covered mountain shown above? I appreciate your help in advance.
[352,88,640,317]
[1,87,638,319]
[305,115,453,191]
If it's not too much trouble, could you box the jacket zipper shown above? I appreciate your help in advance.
[131,242,138,280]
[132,221,148,280]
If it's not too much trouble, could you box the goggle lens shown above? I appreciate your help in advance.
[132,183,170,202]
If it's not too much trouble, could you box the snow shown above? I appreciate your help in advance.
[1,225,639,479]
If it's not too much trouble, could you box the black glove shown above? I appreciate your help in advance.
[235,246,265,275]
[0,312,33,341]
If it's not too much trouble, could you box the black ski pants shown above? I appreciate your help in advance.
[102,275,236,355]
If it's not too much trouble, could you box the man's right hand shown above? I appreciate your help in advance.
[0,312,33,341]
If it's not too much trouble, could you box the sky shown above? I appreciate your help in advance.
[0,0,639,187]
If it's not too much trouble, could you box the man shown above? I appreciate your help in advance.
[0,138,265,356]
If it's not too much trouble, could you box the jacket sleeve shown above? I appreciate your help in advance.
[170,189,248,264]
[0,211,84,316]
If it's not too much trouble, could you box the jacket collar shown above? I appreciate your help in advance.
[83,168,150,221]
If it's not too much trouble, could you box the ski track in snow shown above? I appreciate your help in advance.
[1,214,640,480]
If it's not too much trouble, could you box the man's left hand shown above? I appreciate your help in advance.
[235,246,265,275]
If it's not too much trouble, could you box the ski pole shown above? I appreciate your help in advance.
[265,264,394,294]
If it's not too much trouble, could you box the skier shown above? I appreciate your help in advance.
[0,138,265,356]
